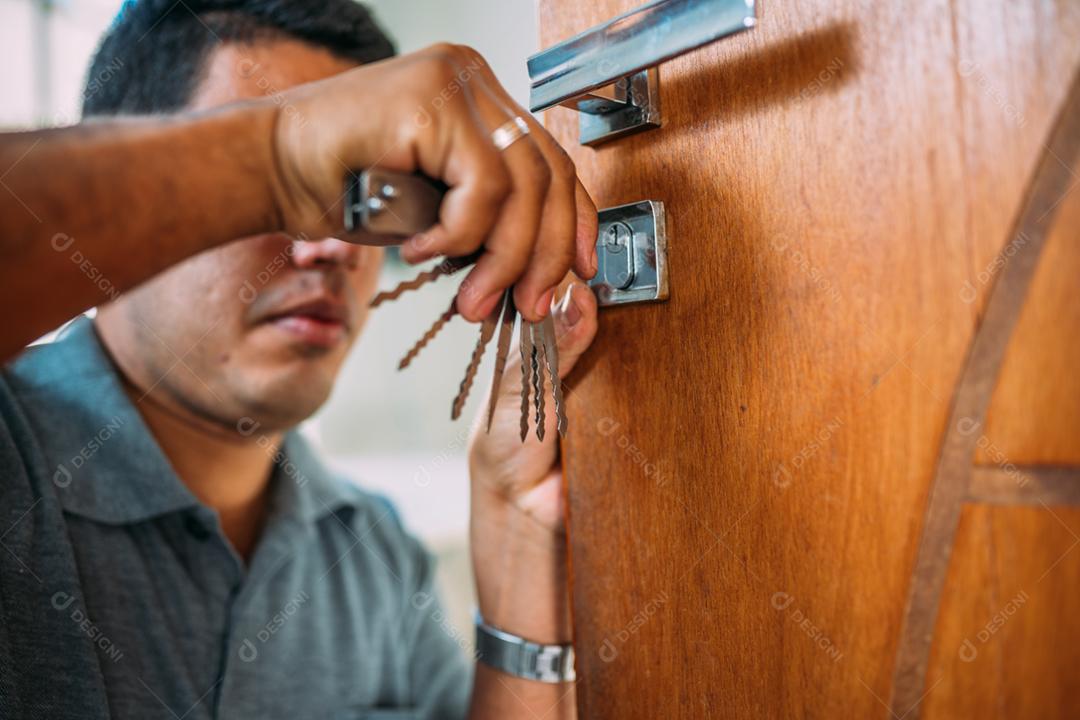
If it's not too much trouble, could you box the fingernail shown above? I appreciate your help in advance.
[476,290,503,318]
[411,230,436,252]
[560,285,582,327]
[402,235,434,263]
[534,287,556,318]
[590,246,599,278]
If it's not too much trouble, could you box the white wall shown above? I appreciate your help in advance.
[366,0,536,106]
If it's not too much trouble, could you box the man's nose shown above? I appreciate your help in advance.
[290,237,361,270]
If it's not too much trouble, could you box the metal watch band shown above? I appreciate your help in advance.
[474,615,576,683]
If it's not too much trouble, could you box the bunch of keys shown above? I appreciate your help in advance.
[347,169,568,441]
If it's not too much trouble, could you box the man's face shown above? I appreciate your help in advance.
[96,40,383,431]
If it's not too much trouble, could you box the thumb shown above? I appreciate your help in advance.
[551,282,598,378]
[493,282,598,404]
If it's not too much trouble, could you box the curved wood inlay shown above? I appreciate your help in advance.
[889,68,1080,718]
[967,466,1080,506]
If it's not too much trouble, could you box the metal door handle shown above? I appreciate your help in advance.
[527,0,756,146]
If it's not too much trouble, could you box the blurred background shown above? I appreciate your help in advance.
[0,0,541,647]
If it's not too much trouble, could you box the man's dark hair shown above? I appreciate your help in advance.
[82,0,396,117]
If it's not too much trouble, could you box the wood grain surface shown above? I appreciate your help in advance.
[536,1,1080,717]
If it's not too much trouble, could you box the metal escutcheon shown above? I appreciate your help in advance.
[589,201,669,306]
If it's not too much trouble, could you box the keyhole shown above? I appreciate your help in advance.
[601,222,634,289]
[605,222,631,253]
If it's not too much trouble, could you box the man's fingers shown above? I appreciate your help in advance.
[296,43,594,325]
[510,133,578,323]
[574,181,599,280]
[448,45,593,320]
[399,96,511,267]
[551,283,598,379]
[455,103,552,320]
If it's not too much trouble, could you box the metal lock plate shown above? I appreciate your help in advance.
[588,200,668,306]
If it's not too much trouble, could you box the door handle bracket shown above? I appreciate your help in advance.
[528,0,756,146]
[589,201,668,306]
[569,68,662,148]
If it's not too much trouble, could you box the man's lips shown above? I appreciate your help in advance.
[260,298,351,348]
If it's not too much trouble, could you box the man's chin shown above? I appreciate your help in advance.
[237,391,331,434]
[226,362,339,431]
[225,323,353,424]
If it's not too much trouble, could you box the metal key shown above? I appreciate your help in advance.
[452,296,502,420]
[370,251,480,309]
[531,322,546,442]
[395,293,564,440]
[398,297,457,371]
[540,315,568,436]
[352,169,568,441]
[486,293,518,432]
[518,315,534,442]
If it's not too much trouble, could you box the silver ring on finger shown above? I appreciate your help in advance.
[491,116,530,152]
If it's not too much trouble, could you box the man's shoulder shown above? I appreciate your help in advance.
[0,327,90,470]
[3,318,110,394]
[0,318,116,450]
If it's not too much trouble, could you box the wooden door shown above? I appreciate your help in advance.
[538,1,1080,717]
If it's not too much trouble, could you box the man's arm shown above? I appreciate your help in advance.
[0,43,597,364]
[0,105,281,362]
[467,282,599,719]
[469,496,577,718]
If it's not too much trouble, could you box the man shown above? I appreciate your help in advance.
[0,0,598,718]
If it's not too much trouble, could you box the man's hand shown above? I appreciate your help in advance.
[468,283,598,641]
[470,283,599,532]
[274,44,600,323]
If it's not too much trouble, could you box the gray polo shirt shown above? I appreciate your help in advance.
[0,317,470,720]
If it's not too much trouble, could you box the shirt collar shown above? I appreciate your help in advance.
[271,431,361,526]
[15,316,359,526]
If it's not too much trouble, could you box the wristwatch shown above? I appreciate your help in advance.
[474,614,576,683]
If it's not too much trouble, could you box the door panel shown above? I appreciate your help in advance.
[538,1,1080,717]
[923,505,1080,719]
